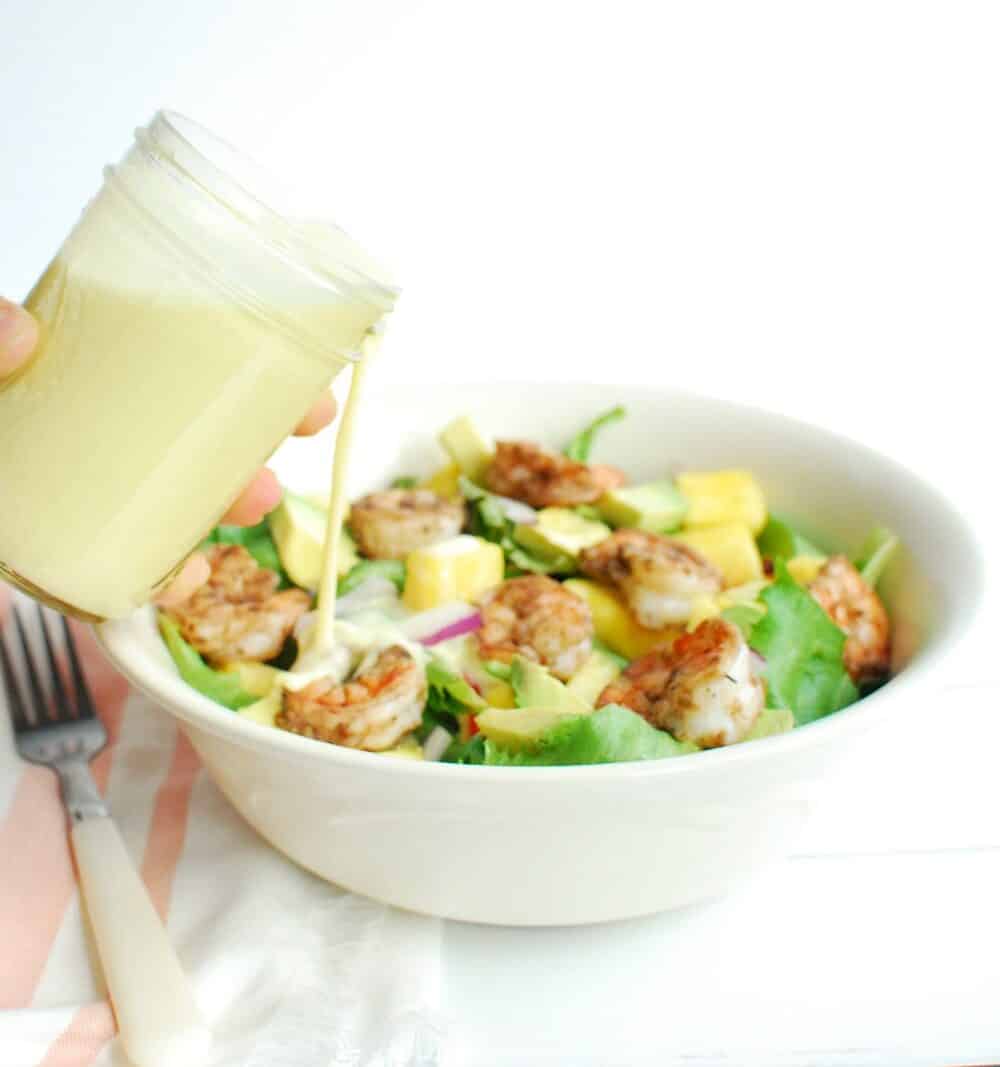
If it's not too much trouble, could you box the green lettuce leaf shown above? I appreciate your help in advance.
[855,526,899,589]
[459,476,576,577]
[158,614,257,710]
[390,475,419,489]
[757,516,825,563]
[419,658,485,741]
[563,406,626,463]
[484,704,696,766]
[337,559,407,597]
[749,563,858,725]
[206,519,288,584]
[443,734,487,764]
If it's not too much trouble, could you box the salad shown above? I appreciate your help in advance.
[157,407,898,766]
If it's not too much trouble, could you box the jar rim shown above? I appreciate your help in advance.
[142,110,399,318]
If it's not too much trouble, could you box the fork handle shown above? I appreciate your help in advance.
[72,816,211,1067]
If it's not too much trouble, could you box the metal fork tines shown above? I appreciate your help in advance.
[1,604,109,822]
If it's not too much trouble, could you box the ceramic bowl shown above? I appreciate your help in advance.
[97,384,984,925]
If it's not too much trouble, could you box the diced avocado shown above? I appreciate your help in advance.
[565,648,623,707]
[269,491,358,590]
[743,706,795,741]
[513,508,611,562]
[476,706,579,751]
[597,481,687,533]
[720,601,766,637]
[420,462,463,499]
[438,416,495,483]
[509,656,591,716]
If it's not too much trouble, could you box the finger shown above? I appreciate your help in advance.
[0,299,39,377]
[156,553,212,608]
[221,468,282,526]
[294,390,337,436]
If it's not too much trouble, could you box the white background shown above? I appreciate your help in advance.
[3,3,998,1064]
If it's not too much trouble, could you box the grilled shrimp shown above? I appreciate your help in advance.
[598,618,764,748]
[168,544,310,667]
[277,644,426,751]
[476,574,593,680]
[484,441,625,508]
[349,488,465,560]
[809,555,891,686]
[579,528,723,627]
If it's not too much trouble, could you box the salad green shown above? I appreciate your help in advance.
[159,405,899,768]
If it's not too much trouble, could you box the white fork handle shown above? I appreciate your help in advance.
[72,816,211,1067]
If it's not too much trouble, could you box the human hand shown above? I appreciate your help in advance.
[0,297,337,604]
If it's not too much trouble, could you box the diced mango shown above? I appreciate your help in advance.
[485,681,517,708]
[420,462,463,500]
[786,554,827,586]
[220,661,281,698]
[686,595,722,632]
[677,470,768,535]
[403,535,504,611]
[674,523,764,588]
[563,579,682,661]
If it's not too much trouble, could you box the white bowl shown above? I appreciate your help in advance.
[97,384,984,926]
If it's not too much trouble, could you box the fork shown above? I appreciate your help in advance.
[1,604,210,1067]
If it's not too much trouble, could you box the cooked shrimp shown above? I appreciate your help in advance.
[349,488,464,560]
[476,574,593,680]
[484,441,626,508]
[579,528,723,627]
[809,555,891,686]
[168,544,310,667]
[598,618,764,748]
[277,644,426,751]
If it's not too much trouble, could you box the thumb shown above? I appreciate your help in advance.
[0,298,39,378]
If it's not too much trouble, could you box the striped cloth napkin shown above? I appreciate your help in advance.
[0,584,445,1067]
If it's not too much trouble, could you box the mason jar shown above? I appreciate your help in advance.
[0,112,397,620]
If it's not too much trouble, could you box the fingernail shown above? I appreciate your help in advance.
[0,299,39,375]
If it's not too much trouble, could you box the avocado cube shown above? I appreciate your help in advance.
[513,507,611,562]
[438,416,495,483]
[269,491,358,590]
[597,481,687,533]
[510,656,591,716]
[476,706,580,752]
[565,648,623,707]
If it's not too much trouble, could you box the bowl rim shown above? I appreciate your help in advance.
[96,381,987,784]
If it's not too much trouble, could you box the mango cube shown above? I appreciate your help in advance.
[563,578,682,661]
[677,470,768,535]
[674,523,763,588]
[786,554,827,586]
[403,535,504,611]
[220,661,281,698]
[485,681,517,708]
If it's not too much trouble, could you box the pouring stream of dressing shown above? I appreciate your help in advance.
[297,332,378,667]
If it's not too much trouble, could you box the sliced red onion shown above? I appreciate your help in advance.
[422,725,453,762]
[421,612,483,647]
[402,603,483,645]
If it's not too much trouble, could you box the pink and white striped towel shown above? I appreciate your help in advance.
[0,584,445,1067]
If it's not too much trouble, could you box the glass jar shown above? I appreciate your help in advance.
[0,112,397,620]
